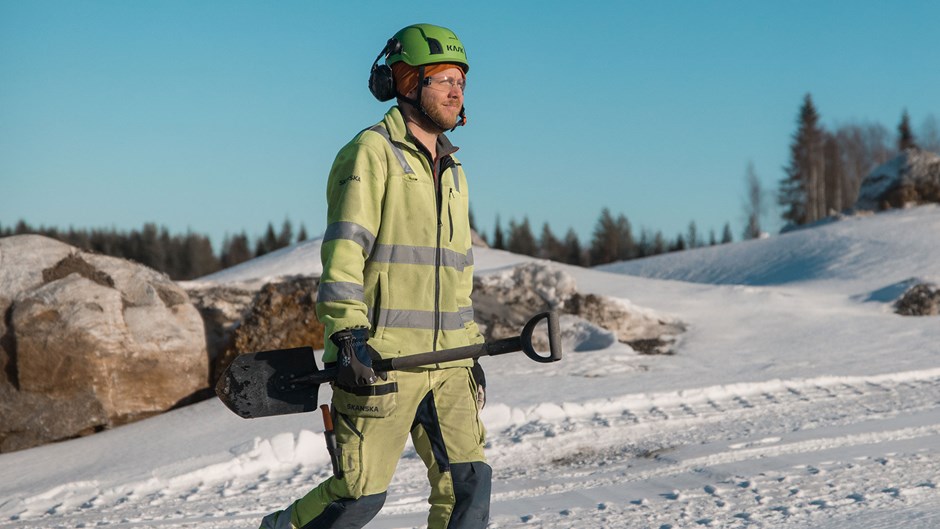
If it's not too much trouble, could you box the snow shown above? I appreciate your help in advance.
[3,205,940,528]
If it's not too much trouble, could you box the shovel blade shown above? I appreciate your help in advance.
[215,346,320,418]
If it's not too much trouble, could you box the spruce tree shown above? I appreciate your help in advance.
[589,208,635,264]
[507,217,538,256]
[492,215,505,250]
[779,94,825,226]
[538,222,565,261]
[563,228,585,266]
[721,223,734,244]
[898,109,918,151]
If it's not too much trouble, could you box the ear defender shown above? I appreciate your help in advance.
[369,39,400,102]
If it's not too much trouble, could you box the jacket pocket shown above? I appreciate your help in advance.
[370,271,389,339]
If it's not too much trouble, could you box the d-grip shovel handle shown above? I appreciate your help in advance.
[480,311,562,363]
[379,310,563,371]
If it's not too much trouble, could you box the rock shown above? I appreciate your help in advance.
[0,234,208,452]
[185,283,257,380]
[209,277,326,383]
[855,149,940,211]
[895,283,940,316]
[472,262,685,353]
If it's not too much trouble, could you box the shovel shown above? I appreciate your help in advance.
[216,311,562,418]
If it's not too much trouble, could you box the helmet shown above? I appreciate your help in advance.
[368,23,469,130]
[386,23,469,73]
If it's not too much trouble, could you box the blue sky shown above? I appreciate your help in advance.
[2,1,939,251]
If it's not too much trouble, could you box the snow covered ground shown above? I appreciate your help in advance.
[2,205,940,528]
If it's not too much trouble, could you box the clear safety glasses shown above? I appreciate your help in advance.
[422,75,467,93]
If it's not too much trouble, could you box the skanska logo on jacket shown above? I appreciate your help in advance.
[339,175,361,186]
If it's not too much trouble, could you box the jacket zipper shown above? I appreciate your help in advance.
[432,159,443,353]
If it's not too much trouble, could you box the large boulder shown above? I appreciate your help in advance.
[188,277,325,383]
[855,148,940,211]
[472,262,685,354]
[0,235,208,452]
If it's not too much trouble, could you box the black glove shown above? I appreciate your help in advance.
[471,360,486,410]
[330,328,381,388]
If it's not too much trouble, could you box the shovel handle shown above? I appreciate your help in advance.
[289,312,562,386]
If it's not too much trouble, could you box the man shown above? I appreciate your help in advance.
[260,23,490,529]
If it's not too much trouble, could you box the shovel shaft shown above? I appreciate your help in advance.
[290,311,561,387]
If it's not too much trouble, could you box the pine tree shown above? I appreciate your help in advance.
[221,232,253,268]
[589,208,635,265]
[297,224,309,243]
[507,217,538,256]
[898,109,918,151]
[563,228,585,266]
[277,219,294,249]
[538,222,565,261]
[721,222,734,244]
[779,94,826,226]
[492,215,505,250]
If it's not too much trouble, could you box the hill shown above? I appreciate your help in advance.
[2,206,940,528]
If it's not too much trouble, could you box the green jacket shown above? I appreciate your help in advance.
[317,106,484,365]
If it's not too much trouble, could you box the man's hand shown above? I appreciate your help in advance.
[330,328,380,387]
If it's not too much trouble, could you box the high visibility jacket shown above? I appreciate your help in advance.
[317,106,484,365]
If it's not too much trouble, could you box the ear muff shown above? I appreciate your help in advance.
[369,39,400,102]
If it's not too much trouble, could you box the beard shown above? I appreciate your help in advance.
[420,96,462,132]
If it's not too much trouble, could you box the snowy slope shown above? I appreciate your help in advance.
[2,206,940,528]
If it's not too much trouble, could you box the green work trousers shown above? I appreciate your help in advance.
[260,366,490,529]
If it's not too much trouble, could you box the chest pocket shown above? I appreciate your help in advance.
[443,166,470,247]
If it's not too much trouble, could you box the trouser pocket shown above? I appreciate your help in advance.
[331,378,399,418]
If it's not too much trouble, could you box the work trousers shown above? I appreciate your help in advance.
[260,366,491,529]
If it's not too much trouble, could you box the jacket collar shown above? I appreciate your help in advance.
[383,106,459,159]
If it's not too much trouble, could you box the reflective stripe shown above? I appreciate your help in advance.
[317,281,364,303]
[452,166,460,193]
[368,125,414,174]
[371,244,473,271]
[459,305,474,325]
[324,221,376,255]
[368,308,470,331]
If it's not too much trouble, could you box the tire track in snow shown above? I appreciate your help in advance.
[479,368,940,528]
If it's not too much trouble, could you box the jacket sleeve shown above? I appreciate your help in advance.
[316,136,387,362]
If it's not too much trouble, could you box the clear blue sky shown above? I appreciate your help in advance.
[3,1,939,250]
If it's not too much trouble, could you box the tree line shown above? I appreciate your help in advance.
[777,95,939,227]
[0,219,309,280]
[476,209,735,267]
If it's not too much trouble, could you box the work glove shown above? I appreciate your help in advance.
[330,328,383,388]
[471,360,486,410]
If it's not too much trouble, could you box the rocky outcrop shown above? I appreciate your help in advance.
[855,149,940,211]
[195,277,326,383]
[895,282,940,316]
[472,262,685,354]
[0,235,208,452]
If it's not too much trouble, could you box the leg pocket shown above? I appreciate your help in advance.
[334,413,365,498]
[332,375,399,418]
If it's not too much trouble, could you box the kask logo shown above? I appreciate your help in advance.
[446,44,464,54]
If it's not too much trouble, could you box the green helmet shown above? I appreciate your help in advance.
[387,23,469,73]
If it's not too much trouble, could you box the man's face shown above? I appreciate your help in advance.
[414,66,465,131]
